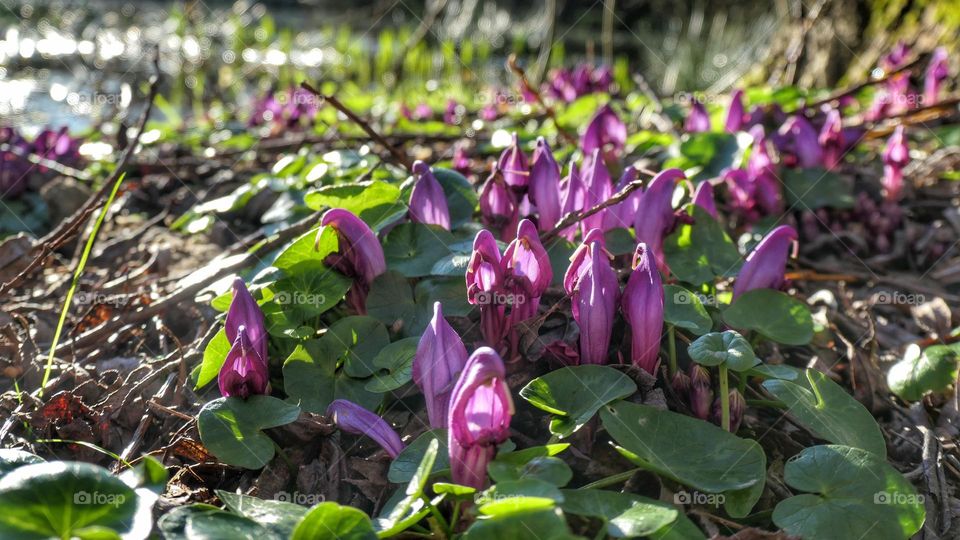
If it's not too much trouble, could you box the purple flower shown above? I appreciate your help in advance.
[218,325,269,399]
[466,229,507,345]
[558,164,586,241]
[581,104,626,157]
[778,115,823,168]
[452,143,470,175]
[684,99,711,133]
[621,243,664,373]
[327,399,405,458]
[320,209,387,313]
[924,47,949,105]
[633,168,685,273]
[479,167,519,241]
[498,133,529,190]
[0,128,32,198]
[409,161,451,230]
[503,219,552,324]
[724,89,746,133]
[444,99,460,125]
[882,126,909,201]
[747,126,783,215]
[580,150,614,234]
[882,41,911,71]
[566,238,619,365]
[528,137,562,231]
[563,228,606,294]
[605,166,641,229]
[732,225,798,299]
[818,109,845,170]
[688,364,713,420]
[692,181,718,218]
[448,347,514,489]
[414,302,469,429]
[226,277,268,363]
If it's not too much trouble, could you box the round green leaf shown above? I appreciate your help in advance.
[763,369,886,457]
[722,289,813,345]
[197,396,301,470]
[782,167,854,210]
[887,344,960,401]
[687,331,758,371]
[323,316,390,378]
[291,502,376,540]
[365,337,418,393]
[464,506,578,540]
[304,180,400,216]
[185,511,273,539]
[520,365,637,438]
[196,329,231,390]
[663,285,713,335]
[382,223,455,277]
[773,445,925,540]
[600,401,765,518]
[560,489,704,539]
[273,226,338,272]
[216,491,308,538]
[282,340,382,415]
[663,207,742,285]
[0,462,145,540]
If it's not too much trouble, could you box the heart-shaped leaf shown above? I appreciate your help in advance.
[687,331,758,371]
[723,289,813,345]
[782,167,854,210]
[520,366,637,438]
[887,344,960,401]
[382,223,455,277]
[304,180,401,217]
[283,339,382,415]
[290,502,376,540]
[273,226,339,272]
[488,456,573,487]
[663,285,713,335]
[763,369,886,457]
[772,445,925,540]
[663,207,742,285]
[197,396,301,469]
[321,316,390,378]
[464,505,578,540]
[365,337,418,393]
[560,489,701,539]
[600,401,765,518]
[216,491,308,539]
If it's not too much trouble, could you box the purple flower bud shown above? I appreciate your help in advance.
[882,41,910,71]
[497,133,529,190]
[581,104,627,157]
[226,277,268,363]
[606,166,641,229]
[634,169,685,273]
[724,89,746,133]
[711,390,746,432]
[671,370,692,396]
[747,127,783,215]
[414,302,469,429]
[467,229,507,345]
[688,364,713,420]
[444,99,459,125]
[569,238,619,365]
[218,325,270,399]
[563,228,606,295]
[882,126,909,201]
[779,115,823,168]
[320,208,387,313]
[684,99,711,133]
[528,137,562,231]
[818,109,845,170]
[503,219,553,323]
[924,47,949,105]
[692,181,718,218]
[580,150,614,234]
[621,243,664,373]
[327,399,405,458]
[558,165,586,241]
[479,167,519,241]
[732,225,798,299]
[448,347,513,489]
[409,161,451,230]
[1,128,32,198]
[452,143,471,175]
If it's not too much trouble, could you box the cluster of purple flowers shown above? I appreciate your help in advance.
[248,86,320,129]
[545,64,614,103]
[1,126,82,198]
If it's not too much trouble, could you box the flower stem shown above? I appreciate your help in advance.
[667,326,678,377]
[719,364,730,432]
[581,467,643,489]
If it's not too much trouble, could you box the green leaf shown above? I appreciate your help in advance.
[274,226,339,272]
[282,340,382,415]
[887,344,960,401]
[668,132,744,182]
[545,239,575,287]
[520,366,637,438]
[375,440,439,537]
[322,316,390,378]
[663,285,713,335]
[687,331,758,371]
[663,207,742,285]
[723,289,813,345]
[432,168,478,228]
[480,479,565,506]
[382,223,455,277]
[488,456,573,487]
[388,429,449,483]
[365,337,418,393]
[600,401,765,518]
[763,370,886,457]
[197,396,301,469]
[414,278,473,318]
[0,462,146,540]
[782,168,854,210]
[216,491,308,539]
[196,329,231,390]
[0,450,44,477]
[271,266,352,322]
[463,506,578,540]
[290,502,376,540]
[185,510,274,539]
[772,445,925,540]
[365,271,419,331]
[560,489,690,539]
[603,228,636,256]
[432,482,476,497]
[156,504,222,540]
[304,180,400,217]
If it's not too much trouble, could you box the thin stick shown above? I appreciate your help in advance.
[299,81,413,170]
[796,56,925,112]
[541,172,653,243]
[507,54,579,146]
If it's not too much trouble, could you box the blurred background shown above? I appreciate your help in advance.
[1,0,956,134]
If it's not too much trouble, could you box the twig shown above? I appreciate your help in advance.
[541,172,653,243]
[0,143,91,181]
[0,46,161,296]
[299,82,413,170]
[507,54,579,147]
[794,56,925,113]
